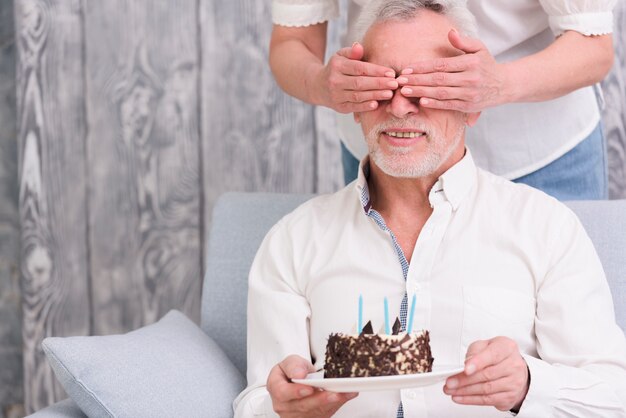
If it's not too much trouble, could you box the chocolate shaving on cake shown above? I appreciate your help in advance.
[392,317,402,335]
[360,320,374,335]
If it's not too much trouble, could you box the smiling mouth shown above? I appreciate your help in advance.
[384,131,426,138]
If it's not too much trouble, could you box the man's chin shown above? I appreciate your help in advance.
[370,152,439,179]
[385,145,414,156]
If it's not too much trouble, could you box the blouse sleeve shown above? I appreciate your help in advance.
[272,0,340,27]
[538,0,617,36]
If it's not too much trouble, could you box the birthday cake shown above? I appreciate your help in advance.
[324,319,433,378]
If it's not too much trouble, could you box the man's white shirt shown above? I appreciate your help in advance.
[234,151,626,417]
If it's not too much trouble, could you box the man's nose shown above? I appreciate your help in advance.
[386,89,419,118]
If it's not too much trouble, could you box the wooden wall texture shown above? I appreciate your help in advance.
[0,0,24,416]
[603,0,626,199]
[0,0,624,415]
[11,0,341,414]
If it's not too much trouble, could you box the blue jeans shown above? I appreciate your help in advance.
[340,122,608,200]
[513,123,608,200]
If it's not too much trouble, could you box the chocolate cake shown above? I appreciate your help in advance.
[324,320,433,378]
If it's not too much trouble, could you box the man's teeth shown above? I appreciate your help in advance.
[385,131,424,138]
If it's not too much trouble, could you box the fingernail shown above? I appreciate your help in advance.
[401,87,412,95]
[292,367,306,377]
[465,364,476,375]
[327,393,340,403]
[401,68,413,75]
[352,42,359,48]
[420,98,430,105]
[299,388,313,397]
[451,28,459,35]
[397,77,408,84]
[382,90,393,98]
[387,80,398,88]
[447,378,458,389]
[369,101,378,109]
[385,71,396,77]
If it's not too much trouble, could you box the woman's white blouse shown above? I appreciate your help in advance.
[271,0,616,179]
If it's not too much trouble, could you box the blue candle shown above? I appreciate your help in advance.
[407,293,417,334]
[384,297,390,334]
[358,294,363,333]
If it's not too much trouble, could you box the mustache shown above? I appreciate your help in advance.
[372,119,433,137]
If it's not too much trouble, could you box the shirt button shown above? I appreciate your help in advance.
[405,390,417,399]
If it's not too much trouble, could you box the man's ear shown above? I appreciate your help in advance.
[465,111,481,127]
[354,112,361,124]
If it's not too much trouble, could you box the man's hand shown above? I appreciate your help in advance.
[314,42,398,113]
[443,337,529,412]
[398,29,506,112]
[267,355,358,418]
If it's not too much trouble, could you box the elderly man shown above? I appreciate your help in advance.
[234,1,626,417]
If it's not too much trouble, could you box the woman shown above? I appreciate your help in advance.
[269,0,616,200]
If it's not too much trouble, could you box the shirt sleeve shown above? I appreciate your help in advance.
[234,385,278,418]
[516,208,626,417]
[538,0,616,36]
[272,0,340,27]
[233,218,313,417]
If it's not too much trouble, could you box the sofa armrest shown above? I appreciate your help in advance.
[26,398,87,418]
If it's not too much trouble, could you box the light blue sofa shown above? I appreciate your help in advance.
[29,193,626,417]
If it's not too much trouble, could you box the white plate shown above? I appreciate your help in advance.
[292,365,464,392]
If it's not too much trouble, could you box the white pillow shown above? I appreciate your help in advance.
[42,310,245,418]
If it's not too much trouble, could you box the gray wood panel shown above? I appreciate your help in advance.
[84,0,202,334]
[315,12,346,193]
[0,0,25,415]
[200,0,317,237]
[602,1,626,199]
[315,105,343,192]
[15,0,89,413]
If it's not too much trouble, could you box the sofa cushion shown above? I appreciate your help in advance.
[27,398,87,418]
[202,192,313,376]
[565,199,626,332]
[42,310,245,418]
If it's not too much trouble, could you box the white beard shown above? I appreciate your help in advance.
[366,119,464,178]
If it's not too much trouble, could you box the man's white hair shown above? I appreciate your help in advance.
[349,0,478,44]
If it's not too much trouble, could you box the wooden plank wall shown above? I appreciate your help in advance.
[15,0,90,412]
[3,0,626,414]
[316,1,347,194]
[200,0,343,260]
[12,0,337,414]
[0,0,24,416]
[603,0,626,199]
[200,0,316,229]
[84,0,202,335]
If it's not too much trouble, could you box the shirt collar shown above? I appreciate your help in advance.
[438,148,477,210]
[354,149,477,213]
[355,157,373,214]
